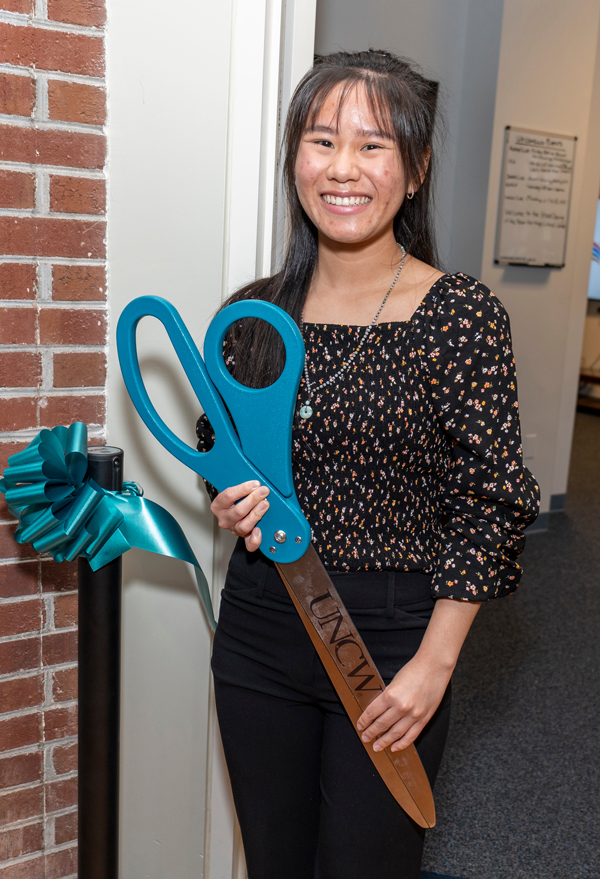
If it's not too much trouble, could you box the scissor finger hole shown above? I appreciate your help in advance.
[223,317,286,388]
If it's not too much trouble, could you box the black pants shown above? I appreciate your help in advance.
[212,542,451,879]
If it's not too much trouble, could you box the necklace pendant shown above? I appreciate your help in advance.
[299,404,313,420]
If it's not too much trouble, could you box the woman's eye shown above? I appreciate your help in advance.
[362,144,382,151]
[315,139,334,148]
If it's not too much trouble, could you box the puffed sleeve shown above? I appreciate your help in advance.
[424,275,540,600]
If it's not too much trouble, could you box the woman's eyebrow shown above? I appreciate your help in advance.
[304,124,394,139]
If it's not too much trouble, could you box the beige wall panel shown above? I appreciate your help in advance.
[481,0,600,511]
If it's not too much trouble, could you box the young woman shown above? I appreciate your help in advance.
[197,50,539,879]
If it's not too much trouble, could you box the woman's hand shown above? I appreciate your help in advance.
[356,655,452,752]
[210,480,270,552]
[356,597,481,751]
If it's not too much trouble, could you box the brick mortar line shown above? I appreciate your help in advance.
[0,669,42,686]
[0,620,78,640]
[0,10,104,38]
[0,390,105,400]
[0,115,106,135]
[1,385,107,392]
[35,167,49,214]
[0,344,106,352]
[0,208,106,223]
[0,705,78,728]
[0,591,76,606]
[1,214,107,225]
[0,842,78,870]
[0,816,47,833]
[0,255,106,265]
[0,428,104,441]
[0,302,108,310]
[0,660,76,678]
[0,390,106,400]
[0,63,106,88]
[0,624,79,643]
[0,769,77,797]
[0,813,77,844]
[0,387,106,397]
[0,556,38,564]
[0,208,107,219]
[0,65,30,78]
[0,624,77,645]
[0,737,77,762]
[0,427,104,441]
[34,72,47,125]
[1,805,79,828]
[0,209,107,221]
[0,698,77,723]
[0,555,39,564]
[0,163,106,179]
[0,593,43,605]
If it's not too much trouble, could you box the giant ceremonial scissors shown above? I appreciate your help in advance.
[117,295,435,828]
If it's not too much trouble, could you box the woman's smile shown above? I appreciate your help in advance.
[320,192,373,211]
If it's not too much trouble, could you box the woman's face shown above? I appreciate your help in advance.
[294,83,408,247]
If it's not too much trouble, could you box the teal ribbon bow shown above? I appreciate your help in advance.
[0,423,216,630]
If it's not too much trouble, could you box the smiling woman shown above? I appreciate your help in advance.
[196,50,539,879]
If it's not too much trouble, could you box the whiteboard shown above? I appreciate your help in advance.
[494,126,576,267]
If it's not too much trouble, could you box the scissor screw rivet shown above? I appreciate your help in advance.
[295,536,302,543]
[274,531,287,543]
[269,546,276,554]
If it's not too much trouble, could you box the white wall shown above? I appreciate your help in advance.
[107,1,316,875]
[480,0,600,512]
[106,1,233,874]
[314,0,505,275]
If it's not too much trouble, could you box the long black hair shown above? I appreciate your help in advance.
[223,49,440,388]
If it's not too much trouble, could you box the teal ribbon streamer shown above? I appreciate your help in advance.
[0,423,216,630]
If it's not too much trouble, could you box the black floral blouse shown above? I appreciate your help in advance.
[197,273,540,602]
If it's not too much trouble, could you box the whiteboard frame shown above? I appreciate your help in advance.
[494,125,577,268]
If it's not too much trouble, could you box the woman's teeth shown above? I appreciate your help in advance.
[322,195,371,206]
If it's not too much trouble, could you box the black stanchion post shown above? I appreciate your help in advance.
[78,446,124,879]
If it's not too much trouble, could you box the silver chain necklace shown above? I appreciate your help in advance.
[299,245,406,420]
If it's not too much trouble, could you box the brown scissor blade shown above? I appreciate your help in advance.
[276,545,435,829]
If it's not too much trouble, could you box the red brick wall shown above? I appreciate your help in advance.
[0,0,106,874]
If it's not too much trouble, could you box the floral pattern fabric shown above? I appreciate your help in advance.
[197,273,540,601]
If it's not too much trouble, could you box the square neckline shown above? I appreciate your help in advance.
[300,272,458,330]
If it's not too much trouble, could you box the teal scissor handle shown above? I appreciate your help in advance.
[203,299,305,498]
[116,296,311,564]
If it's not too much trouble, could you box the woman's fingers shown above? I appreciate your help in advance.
[390,726,422,751]
[211,480,262,514]
[234,496,269,536]
[374,715,429,752]
[210,481,270,545]
[359,701,430,752]
[356,694,387,734]
[244,526,262,552]
[359,704,398,742]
